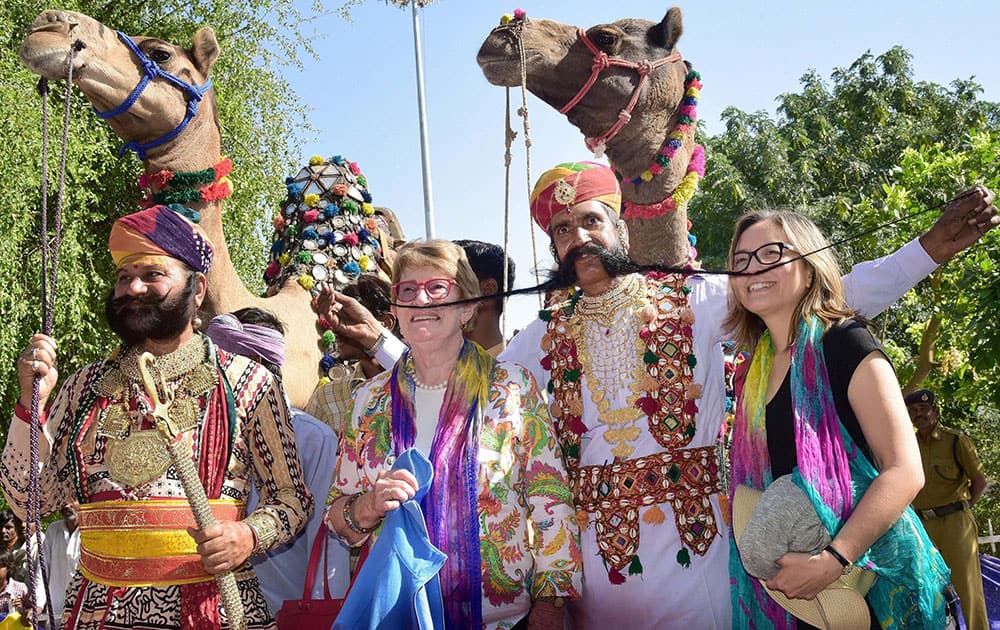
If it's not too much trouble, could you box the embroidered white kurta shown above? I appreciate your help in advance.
[501,238,936,629]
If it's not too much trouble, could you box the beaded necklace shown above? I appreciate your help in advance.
[138,157,234,207]
[612,70,701,186]
[540,272,700,469]
[570,274,649,459]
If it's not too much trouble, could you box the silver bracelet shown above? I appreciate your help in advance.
[365,329,388,358]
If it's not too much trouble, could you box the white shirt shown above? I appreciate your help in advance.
[42,519,80,627]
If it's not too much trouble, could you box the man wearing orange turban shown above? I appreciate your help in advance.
[5,205,311,630]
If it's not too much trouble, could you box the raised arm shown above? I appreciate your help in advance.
[844,185,997,318]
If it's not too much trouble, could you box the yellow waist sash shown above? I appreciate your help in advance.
[78,499,244,587]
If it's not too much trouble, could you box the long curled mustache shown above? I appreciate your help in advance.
[544,241,642,291]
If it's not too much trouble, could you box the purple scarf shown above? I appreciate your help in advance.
[390,339,493,629]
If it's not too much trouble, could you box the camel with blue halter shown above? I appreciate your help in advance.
[18,9,405,407]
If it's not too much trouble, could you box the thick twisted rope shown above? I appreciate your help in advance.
[25,40,84,630]
[513,25,542,309]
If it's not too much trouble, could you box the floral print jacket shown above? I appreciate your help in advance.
[330,360,582,628]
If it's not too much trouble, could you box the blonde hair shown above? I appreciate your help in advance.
[724,209,856,351]
[392,239,481,302]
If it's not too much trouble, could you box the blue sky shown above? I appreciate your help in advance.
[284,1,1000,332]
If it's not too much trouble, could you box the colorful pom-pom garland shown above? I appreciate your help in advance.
[613,71,702,187]
[139,157,234,207]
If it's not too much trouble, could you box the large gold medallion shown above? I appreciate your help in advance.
[105,430,172,487]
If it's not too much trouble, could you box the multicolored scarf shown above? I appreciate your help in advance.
[729,316,950,629]
[389,340,494,630]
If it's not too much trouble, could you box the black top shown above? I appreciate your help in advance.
[765,318,886,477]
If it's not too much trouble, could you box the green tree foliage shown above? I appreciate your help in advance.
[690,46,1000,525]
[0,0,351,457]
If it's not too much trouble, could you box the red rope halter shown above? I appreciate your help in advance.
[558,27,682,156]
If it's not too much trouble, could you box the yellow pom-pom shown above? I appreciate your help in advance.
[359,254,372,271]
[309,155,324,166]
[279,253,291,266]
[640,171,654,183]
[317,376,331,387]
[362,203,375,216]
[304,193,321,208]
[500,13,513,25]
[297,274,315,290]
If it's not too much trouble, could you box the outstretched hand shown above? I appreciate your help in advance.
[312,286,384,350]
[920,185,998,264]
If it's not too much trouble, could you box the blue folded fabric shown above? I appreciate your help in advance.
[333,448,446,630]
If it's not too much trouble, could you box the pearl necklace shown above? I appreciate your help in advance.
[413,374,448,391]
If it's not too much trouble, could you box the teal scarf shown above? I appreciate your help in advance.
[730,316,951,628]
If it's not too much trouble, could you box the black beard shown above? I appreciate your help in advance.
[105,277,197,347]
[547,242,639,290]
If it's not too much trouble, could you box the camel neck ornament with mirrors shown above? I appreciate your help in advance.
[21,10,323,407]
[479,7,705,267]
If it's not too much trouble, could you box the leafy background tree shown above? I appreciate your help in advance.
[690,46,1000,526]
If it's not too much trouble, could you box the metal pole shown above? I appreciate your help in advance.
[411,1,436,238]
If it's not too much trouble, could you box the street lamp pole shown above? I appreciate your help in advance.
[409,1,436,238]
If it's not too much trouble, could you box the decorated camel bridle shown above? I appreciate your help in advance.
[93,31,213,160]
[558,27,683,156]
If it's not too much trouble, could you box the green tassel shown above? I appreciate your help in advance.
[628,555,643,575]
[676,547,691,568]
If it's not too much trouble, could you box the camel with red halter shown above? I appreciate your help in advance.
[18,9,403,407]
[478,7,702,267]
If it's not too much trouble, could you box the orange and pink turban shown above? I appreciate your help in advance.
[109,204,215,273]
[528,162,621,233]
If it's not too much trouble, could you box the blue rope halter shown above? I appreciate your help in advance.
[93,31,213,160]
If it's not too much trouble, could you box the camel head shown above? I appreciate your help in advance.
[478,8,700,268]
[20,10,221,168]
[478,8,687,161]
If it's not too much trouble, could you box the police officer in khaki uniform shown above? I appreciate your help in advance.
[907,388,989,629]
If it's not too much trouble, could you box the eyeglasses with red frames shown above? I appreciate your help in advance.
[391,277,457,303]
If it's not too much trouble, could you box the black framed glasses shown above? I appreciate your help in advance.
[391,278,457,303]
[730,242,796,272]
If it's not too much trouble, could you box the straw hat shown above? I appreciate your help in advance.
[732,478,877,629]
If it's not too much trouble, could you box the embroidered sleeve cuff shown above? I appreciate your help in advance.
[13,403,47,426]
[530,570,582,601]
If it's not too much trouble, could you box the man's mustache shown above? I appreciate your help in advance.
[110,294,163,310]
[542,242,640,291]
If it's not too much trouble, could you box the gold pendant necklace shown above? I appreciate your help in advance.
[572,275,650,459]
[93,335,216,486]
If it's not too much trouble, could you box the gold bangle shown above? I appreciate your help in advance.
[244,513,280,556]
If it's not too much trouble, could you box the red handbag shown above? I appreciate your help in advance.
[275,526,346,629]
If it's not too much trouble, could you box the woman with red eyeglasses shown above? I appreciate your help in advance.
[325,240,582,630]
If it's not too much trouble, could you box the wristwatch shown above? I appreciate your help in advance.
[824,544,853,576]
[365,329,388,358]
